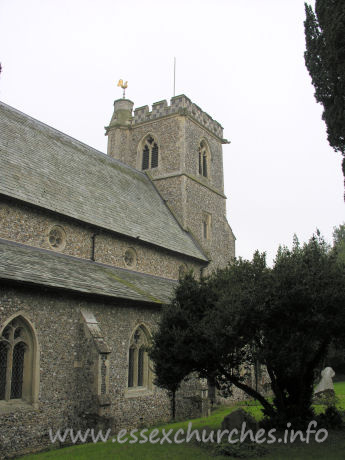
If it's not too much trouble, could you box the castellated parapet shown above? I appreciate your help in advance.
[0,96,235,459]
[105,93,235,273]
[133,95,224,139]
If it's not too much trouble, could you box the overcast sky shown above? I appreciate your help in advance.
[1,0,344,265]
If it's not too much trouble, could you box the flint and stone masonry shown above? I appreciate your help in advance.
[105,94,235,273]
[0,94,235,458]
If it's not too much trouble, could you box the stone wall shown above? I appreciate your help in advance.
[0,94,237,459]
[184,178,235,273]
[150,175,235,273]
[133,95,224,140]
[106,95,235,273]
[0,285,201,458]
[108,103,225,195]
[0,197,202,280]
[128,116,185,175]
[184,117,225,193]
[151,175,185,227]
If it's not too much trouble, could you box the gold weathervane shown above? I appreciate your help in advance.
[117,79,128,99]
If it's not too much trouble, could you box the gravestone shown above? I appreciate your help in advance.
[221,408,258,432]
[314,367,335,397]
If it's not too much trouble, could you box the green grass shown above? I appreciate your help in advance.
[22,383,345,460]
[314,381,345,414]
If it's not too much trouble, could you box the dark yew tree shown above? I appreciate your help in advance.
[253,234,345,423]
[333,222,345,264]
[304,1,345,195]
[325,223,345,376]
[150,234,345,425]
[149,274,217,420]
[150,260,276,419]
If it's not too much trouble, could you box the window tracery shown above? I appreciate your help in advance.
[48,225,66,251]
[141,135,159,170]
[0,316,37,404]
[127,325,151,390]
[198,140,210,178]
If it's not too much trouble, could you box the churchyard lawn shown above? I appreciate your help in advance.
[22,382,345,460]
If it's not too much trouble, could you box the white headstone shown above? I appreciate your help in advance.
[314,367,335,395]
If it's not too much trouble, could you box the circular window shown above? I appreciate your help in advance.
[48,225,66,251]
[124,248,137,268]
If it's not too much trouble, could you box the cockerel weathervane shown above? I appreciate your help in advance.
[117,79,128,99]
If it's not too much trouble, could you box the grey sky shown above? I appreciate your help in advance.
[1,0,344,265]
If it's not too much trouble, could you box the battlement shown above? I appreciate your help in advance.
[133,95,224,139]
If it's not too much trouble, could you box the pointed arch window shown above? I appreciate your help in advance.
[127,325,152,390]
[0,316,38,405]
[198,140,210,178]
[141,135,159,170]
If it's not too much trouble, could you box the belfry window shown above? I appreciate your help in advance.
[127,325,152,390]
[0,316,37,404]
[141,135,159,170]
[198,140,209,178]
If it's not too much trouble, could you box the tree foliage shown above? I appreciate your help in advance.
[149,275,213,419]
[333,222,345,264]
[325,223,345,376]
[304,1,345,193]
[150,234,345,425]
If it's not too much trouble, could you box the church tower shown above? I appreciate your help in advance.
[105,95,235,273]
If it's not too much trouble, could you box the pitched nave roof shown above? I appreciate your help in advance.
[0,102,207,262]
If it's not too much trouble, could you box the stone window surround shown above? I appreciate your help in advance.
[47,225,66,251]
[198,139,211,179]
[123,247,137,268]
[202,212,212,240]
[0,312,40,414]
[125,324,153,398]
[137,133,161,172]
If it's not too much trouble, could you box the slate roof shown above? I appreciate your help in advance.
[0,101,207,262]
[0,239,176,304]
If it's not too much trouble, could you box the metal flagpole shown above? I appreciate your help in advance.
[173,57,176,97]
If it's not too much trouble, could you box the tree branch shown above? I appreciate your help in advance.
[266,365,285,412]
[306,338,330,376]
[219,366,274,416]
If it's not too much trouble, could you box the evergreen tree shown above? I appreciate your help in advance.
[333,222,345,264]
[304,1,345,195]
[150,234,345,426]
